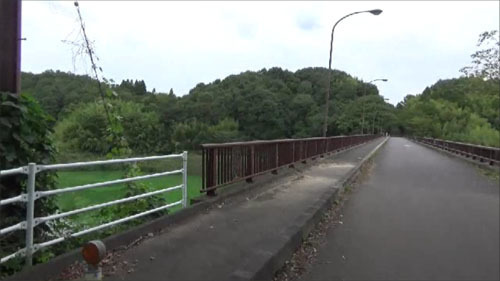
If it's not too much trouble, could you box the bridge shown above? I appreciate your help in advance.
[3,136,499,281]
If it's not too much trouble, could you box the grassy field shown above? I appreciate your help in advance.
[56,171,202,210]
[53,152,203,225]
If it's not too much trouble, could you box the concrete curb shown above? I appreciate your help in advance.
[7,138,381,281]
[229,137,389,281]
[408,139,499,172]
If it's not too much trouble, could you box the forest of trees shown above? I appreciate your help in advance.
[396,77,499,146]
[20,67,397,160]
[396,30,499,147]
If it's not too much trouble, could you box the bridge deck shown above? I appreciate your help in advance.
[301,137,499,280]
[102,138,386,280]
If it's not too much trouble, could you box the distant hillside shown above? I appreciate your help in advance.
[21,67,394,154]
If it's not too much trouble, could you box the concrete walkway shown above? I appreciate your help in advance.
[104,138,386,281]
[301,137,499,281]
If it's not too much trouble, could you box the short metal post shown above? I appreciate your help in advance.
[25,163,36,267]
[182,151,188,207]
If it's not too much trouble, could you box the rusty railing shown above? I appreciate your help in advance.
[201,134,379,195]
[414,137,500,166]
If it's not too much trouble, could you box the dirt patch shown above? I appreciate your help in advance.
[272,158,375,281]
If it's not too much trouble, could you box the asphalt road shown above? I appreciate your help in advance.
[301,137,499,281]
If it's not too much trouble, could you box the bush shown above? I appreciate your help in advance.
[54,100,168,157]
[0,92,58,276]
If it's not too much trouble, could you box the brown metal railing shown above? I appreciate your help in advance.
[414,137,500,166]
[201,135,379,195]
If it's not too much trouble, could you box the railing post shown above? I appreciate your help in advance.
[25,163,36,267]
[273,143,278,174]
[246,145,255,183]
[182,151,188,207]
[201,148,205,190]
[251,145,255,175]
[210,148,218,196]
[304,141,308,162]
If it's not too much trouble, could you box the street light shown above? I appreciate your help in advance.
[361,78,388,134]
[372,98,390,135]
[322,9,383,137]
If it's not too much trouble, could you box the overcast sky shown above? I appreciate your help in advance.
[21,1,499,105]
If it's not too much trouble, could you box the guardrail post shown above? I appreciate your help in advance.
[301,141,307,163]
[182,151,188,207]
[25,163,36,267]
[246,145,255,183]
[202,149,205,191]
[272,143,278,174]
[208,148,217,196]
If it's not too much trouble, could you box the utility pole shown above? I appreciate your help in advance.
[0,0,22,94]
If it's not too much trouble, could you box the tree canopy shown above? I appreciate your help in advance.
[396,30,500,147]
[21,67,395,158]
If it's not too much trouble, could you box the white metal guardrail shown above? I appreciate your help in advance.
[0,151,188,267]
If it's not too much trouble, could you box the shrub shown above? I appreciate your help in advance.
[0,92,58,276]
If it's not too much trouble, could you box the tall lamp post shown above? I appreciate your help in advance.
[361,78,387,134]
[371,97,389,134]
[322,9,383,137]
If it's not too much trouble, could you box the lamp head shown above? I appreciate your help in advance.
[382,79,388,82]
[369,9,383,15]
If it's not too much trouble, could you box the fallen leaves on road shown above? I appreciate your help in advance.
[272,196,347,281]
[273,157,375,281]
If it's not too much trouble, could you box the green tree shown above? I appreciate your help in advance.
[54,100,167,156]
[460,30,499,80]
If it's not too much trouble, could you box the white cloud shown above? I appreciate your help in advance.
[21,1,499,104]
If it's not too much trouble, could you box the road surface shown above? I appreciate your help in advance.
[301,137,499,280]
[102,139,386,281]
